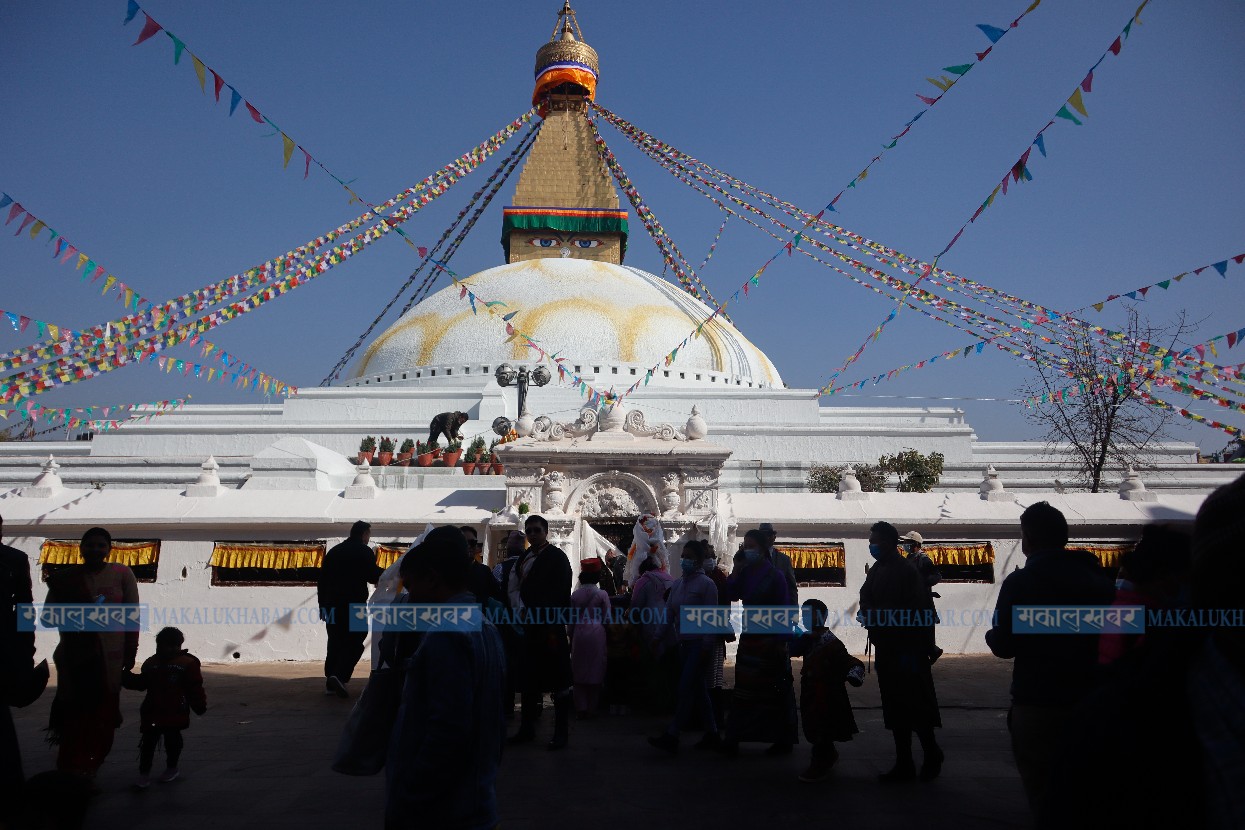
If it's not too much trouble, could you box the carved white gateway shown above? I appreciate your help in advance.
[488,404,733,560]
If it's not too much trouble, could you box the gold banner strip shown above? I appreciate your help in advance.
[39,539,160,567]
[922,543,995,567]
[785,545,846,569]
[376,544,407,570]
[209,543,324,570]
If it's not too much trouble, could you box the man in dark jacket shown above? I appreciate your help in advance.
[459,526,504,608]
[1,518,35,820]
[509,514,573,750]
[318,520,383,697]
[985,501,1114,817]
[859,521,942,781]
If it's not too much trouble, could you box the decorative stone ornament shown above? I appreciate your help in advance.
[345,462,377,499]
[837,470,869,501]
[685,406,708,440]
[1119,466,1157,502]
[528,405,704,443]
[541,468,567,513]
[186,456,224,498]
[660,471,683,517]
[23,455,64,498]
[979,465,1016,502]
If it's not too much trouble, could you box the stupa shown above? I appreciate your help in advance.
[0,4,1226,662]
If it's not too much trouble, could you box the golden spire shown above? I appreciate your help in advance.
[532,1,599,107]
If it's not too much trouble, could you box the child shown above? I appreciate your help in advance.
[122,627,207,787]
[791,599,864,783]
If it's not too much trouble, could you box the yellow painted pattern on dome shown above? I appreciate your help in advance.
[350,260,782,385]
[516,299,721,367]
[357,308,477,375]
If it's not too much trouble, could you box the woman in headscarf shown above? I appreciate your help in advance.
[568,558,611,718]
[45,527,139,779]
[629,555,676,713]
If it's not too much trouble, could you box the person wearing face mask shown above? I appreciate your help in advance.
[858,521,942,783]
[722,529,797,757]
[758,523,799,606]
[649,541,721,753]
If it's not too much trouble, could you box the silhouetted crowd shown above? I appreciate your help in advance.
[3,472,1244,829]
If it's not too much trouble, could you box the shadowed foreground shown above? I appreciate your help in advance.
[12,655,1029,830]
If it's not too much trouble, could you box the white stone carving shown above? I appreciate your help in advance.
[837,471,870,501]
[1119,466,1157,502]
[528,405,703,443]
[660,471,682,517]
[344,462,377,499]
[979,465,1016,503]
[23,455,63,498]
[579,481,644,518]
[542,469,567,513]
[685,405,708,440]
[187,456,224,498]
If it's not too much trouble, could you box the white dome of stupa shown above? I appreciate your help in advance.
[346,258,781,389]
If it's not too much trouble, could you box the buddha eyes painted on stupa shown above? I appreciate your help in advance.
[526,234,602,249]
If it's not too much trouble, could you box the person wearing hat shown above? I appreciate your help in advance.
[569,558,611,719]
[758,523,799,605]
[386,525,505,830]
[901,530,944,664]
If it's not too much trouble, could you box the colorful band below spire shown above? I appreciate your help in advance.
[533,63,598,105]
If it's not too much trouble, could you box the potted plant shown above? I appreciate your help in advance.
[377,436,396,466]
[398,438,415,464]
[442,439,464,468]
[463,436,486,475]
[415,440,437,467]
[489,438,505,475]
[358,435,376,465]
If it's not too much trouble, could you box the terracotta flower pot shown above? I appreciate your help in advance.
[443,449,463,467]
[357,450,375,465]
[398,450,413,462]
[398,458,411,467]
[491,456,504,475]
[377,451,394,466]
[462,462,477,476]
[415,451,436,468]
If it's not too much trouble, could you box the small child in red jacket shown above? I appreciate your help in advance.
[122,627,207,787]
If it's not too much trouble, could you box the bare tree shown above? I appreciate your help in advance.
[1017,307,1192,492]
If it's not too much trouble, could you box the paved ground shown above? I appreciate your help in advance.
[11,655,1031,829]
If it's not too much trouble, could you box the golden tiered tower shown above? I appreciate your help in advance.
[502,2,628,265]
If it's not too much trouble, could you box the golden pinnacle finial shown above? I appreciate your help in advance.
[549,1,585,43]
[532,0,598,107]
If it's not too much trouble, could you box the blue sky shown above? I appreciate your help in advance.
[1,0,1241,451]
